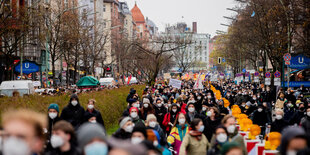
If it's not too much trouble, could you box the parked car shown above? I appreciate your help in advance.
[99,78,115,86]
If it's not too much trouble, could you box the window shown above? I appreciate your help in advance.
[103,4,106,12]
[64,0,68,9]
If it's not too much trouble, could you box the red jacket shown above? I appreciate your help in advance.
[163,112,179,132]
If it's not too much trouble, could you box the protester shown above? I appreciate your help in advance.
[145,114,166,146]
[167,112,189,155]
[2,109,46,155]
[60,94,85,130]
[204,107,222,141]
[185,102,200,123]
[270,109,289,133]
[220,142,243,155]
[179,118,210,155]
[279,126,308,155]
[301,107,310,139]
[154,98,168,129]
[84,99,105,127]
[163,103,180,134]
[141,98,155,120]
[208,125,229,155]
[45,121,80,155]
[112,117,134,140]
[131,124,148,145]
[129,107,144,125]
[47,103,61,136]
[77,123,108,155]
[221,115,247,155]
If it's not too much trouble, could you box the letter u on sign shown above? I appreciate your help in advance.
[24,63,30,68]
[298,57,304,64]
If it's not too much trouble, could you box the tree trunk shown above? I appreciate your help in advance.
[52,59,56,87]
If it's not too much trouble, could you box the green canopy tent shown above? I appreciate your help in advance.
[76,76,99,87]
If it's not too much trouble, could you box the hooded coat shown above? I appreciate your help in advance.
[60,95,85,130]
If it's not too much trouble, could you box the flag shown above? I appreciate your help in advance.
[193,73,203,89]
[127,75,132,85]
[251,11,255,17]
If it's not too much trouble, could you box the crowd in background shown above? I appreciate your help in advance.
[0,79,309,155]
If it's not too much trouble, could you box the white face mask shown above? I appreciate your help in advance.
[179,118,186,124]
[130,112,138,118]
[207,111,212,117]
[188,107,195,113]
[133,103,139,108]
[3,137,31,155]
[149,121,156,128]
[131,137,143,144]
[49,112,57,119]
[286,150,297,155]
[71,100,78,106]
[168,104,172,107]
[143,104,149,108]
[227,125,235,134]
[275,115,283,120]
[258,108,263,112]
[90,120,97,123]
[202,107,207,111]
[197,96,201,100]
[172,109,177,113]
[157,103,162,107]
[216,133,227,143]
[124,125,134,133]
[198,125,204,132]
[50,135,65,148]
[88,104,94,110]
[307,112,310,117]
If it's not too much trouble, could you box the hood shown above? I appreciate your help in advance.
[280,126,307,155]
[68,94,81,107]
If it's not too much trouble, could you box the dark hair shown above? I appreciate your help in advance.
[190,118,202,130]
[53,120,77,144]
[215,124,228,135]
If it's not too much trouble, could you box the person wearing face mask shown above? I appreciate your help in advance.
[290,102,306,125]
[131,124,148,145]
[84,99,105,128]
[2,109,46,155]
[275,92,287,109]
[60,94,85,130]
[284,101,297,123]
[129,107,144,126]
[235,90,244,104]
[200,102,209,116]
[77,123,108,155]
[47,103,61,137]
[185,102,201,124]
[217,99,229,115]
[285,88,297,105]
[204,107,222,141]
[122,99,138,117]
[301,107,310,139]
[167,113,189,155]
[154,98,167,130]
[221,115,247,155]
[163,103,180,134]
[180,118,210,155]
[251,105,271,135]
[207,125,229,155]
[145,114,166,146]
[279,126,308,155]
[270,109,288,133]
[112,117,134,140]
[140,98,155,120]
[45,121,81,155]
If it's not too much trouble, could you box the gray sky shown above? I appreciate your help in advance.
[124,0,236,37]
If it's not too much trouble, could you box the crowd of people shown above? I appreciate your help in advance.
[0,79,309,155]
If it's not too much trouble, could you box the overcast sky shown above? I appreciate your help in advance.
[123,0,236,37]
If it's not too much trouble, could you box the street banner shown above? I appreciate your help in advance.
[193,74,203,89]
[265,78,271,86]
[169,78,182,89]
[274,78,281,86]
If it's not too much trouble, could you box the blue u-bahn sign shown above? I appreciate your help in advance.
[288,54,310,70]
[15,60,40,74]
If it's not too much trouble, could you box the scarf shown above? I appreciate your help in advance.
[189,130,202,140]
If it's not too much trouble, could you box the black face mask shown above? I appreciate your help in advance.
[299,107,305,111]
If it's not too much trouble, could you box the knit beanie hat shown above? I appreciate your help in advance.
[77,123,106,149]
[132,124,147,139]
[48,103,59,113]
